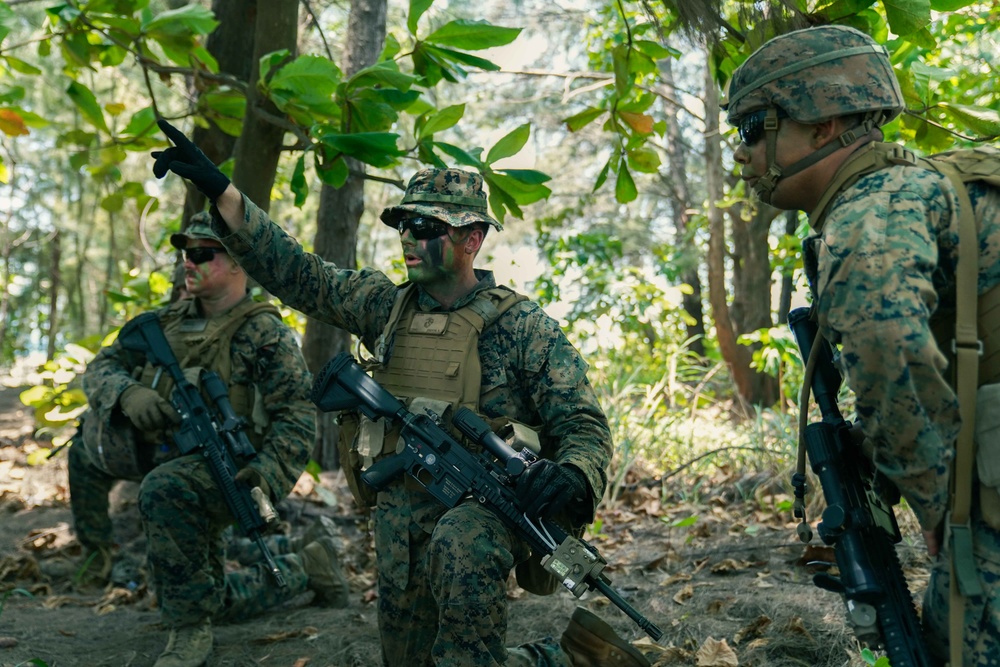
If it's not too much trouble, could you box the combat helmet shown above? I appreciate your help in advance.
[722,25,905,203]
[723,24,903,126]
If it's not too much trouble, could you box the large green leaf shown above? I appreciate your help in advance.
[318,132,403,168]
[882,0,931,36]
[4,57,41,75]
[66,82,109,133]
[423,20,521,50]
[614,160,637,203]
[816,0,878,21]
[434,141,483,167]
[291,155,308,208]
[408,0,433,35]
[485,123,529,165]
[142,4,218,36]
[347,60,417,93]
[929,0,977,9]
[417,104,465,140]
[0,3,14,45]
[267,55,341,118]
[564,108,605,133]
[487,171,551,205]
[425,45,501,72]
[938,102,1000,139]
[122,106,157,137]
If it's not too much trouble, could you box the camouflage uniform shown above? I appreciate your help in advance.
[805,165,1000,666]
[724,25,1000,666]
[81,289,315,628]
[211,183,613,666]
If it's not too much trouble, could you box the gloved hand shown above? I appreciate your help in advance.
[119,385,181,432]
[515,459,588,519]
[151,119,231,201]
[235,466,271,498]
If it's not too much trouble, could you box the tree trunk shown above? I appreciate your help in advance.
[730,205,779,405]
[46,230,61,361]
[231,0,299,212]
[182,0,258,225]
[777,210,798,324]
[703,60,754,410]
[660,55,706,357]
[302,0,388,469]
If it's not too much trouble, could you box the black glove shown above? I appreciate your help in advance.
[151,119,231,201]
[515,460,588,519]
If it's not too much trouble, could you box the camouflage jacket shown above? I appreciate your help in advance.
[804,158,1000,532]
[213,195,613,519]
[82,294,315,499]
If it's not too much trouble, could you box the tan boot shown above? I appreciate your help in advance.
[560,607,650,667]
[301,537,349,608]
[153,619,213,667]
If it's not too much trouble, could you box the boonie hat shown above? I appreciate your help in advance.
[380,168,502,231]
[169,211,222,249]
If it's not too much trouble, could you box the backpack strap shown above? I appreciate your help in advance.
[925,161,985,667]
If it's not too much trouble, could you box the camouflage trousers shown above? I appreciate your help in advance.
[922,515,1000,666]
[67,438,118,552]
[374,483,571,667]
[138,454,309,628]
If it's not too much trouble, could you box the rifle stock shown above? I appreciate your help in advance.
[788,307,930,665]
[311,352,663,640]
[118,312,286,587]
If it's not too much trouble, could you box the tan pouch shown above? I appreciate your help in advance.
[975,383,1000,529]
[337,411,378,511]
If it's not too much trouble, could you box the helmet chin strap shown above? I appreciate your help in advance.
[752,110,881,204]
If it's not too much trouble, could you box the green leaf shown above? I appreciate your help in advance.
[417,103,465,140]
[66,82,109,133]
[632,39,678,60]
[498,169,550,185]
[143,4,218,36]
[100,192,124,212]
[290,155,308,208]
[318,132,403,168]
[122,106,157,137]
[408,0,433,34]
[19,386,52,407]
[434,141,483,167]
[4,56,41,75]
[316,156,349,188]
[593,157,612,192]
[615,161,637,203]
[938,102,1000,138]
[816,0,878,21]
[485,123,529,165]
[426,45,502,72]
[423,20,521,50]
[667,515,697,528]
[882,0,931,36]
[267,55,341,117]
[564,107,605,133]
[929,0,976,9]
[346,60,417,93]
[612,43,631,97]
[487,172,550,206]
[627,146,661,173]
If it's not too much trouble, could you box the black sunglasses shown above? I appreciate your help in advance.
[738,108,788,146]
[183,247,228,265]
[398,216,450,241]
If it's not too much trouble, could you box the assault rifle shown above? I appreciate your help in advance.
[787,307,930,666]
[118,311,286,587]
[311,352,663,640]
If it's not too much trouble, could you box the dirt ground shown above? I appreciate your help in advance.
[0,381,933,667]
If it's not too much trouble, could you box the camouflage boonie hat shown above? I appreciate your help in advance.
[723,25,904,126]
[380,168,502,232]
[169,211,221,249]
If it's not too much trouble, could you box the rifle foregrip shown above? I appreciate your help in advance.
[360,454,408,492]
